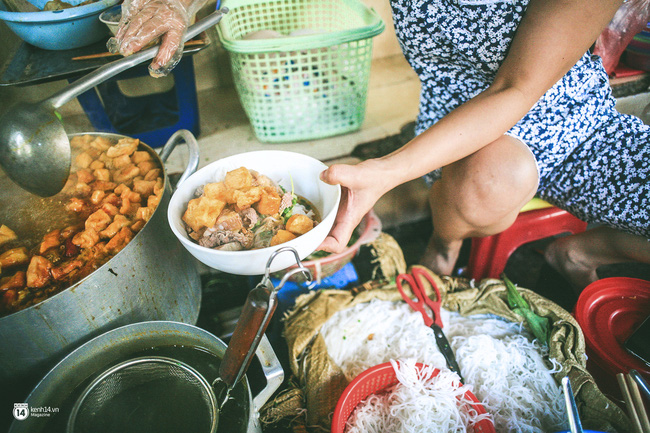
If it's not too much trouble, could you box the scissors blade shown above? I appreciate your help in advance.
[431,323,465,384]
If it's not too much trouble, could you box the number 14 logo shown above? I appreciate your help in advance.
[13,403,29,421]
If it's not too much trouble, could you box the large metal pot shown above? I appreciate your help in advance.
[8,321,283,433]
[0,130,202,385]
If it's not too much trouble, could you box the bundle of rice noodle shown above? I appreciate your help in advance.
[346,359,491,433]
[320,299,567,433]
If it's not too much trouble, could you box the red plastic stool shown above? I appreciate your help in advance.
[467,199,588,281]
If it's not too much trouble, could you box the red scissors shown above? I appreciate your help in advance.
[396,267,464,383]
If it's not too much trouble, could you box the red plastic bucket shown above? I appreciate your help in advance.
[574,277,650,398]
[331,362,495,433]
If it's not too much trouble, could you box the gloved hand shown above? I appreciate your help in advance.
[107,0,208,77]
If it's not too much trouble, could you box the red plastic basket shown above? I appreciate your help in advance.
[331,362,496,433]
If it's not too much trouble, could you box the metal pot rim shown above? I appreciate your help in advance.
[13,320,253,432]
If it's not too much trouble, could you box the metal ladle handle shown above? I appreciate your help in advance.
[44,7,229,110]
[217,248,311,398]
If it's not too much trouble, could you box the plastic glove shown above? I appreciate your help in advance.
[107,0,208,77]
[593,0,650,76]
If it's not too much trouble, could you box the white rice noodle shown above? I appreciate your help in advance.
[320,299,567,433]
[345,359,492,433]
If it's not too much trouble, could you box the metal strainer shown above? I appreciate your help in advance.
[67,356,219,433]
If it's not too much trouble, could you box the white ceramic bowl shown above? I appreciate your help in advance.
[168,150,341,275]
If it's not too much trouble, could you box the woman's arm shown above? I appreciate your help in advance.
[377,0,623,185]
[319,0,622,253]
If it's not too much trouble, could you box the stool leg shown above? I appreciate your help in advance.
[468,207,588,281]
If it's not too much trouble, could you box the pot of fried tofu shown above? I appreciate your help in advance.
[0,130,202,384]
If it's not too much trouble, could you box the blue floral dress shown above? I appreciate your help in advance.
[390,0,650,238]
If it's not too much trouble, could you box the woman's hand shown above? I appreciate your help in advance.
[107,0,207,77]
[318,159,392,253]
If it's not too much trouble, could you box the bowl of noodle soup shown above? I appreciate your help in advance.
[168,150,340,275]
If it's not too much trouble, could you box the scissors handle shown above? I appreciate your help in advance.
[396,274,434,327]
[412,267,443,328]
[431,323,465,384]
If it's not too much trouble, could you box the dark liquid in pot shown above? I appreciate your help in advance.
[47,345,249,433]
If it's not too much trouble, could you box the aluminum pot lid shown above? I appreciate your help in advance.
[574,277,650,376]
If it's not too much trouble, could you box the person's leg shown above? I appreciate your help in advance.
[420,134,539,275]
[535,108,650,291]
[544,227,650,291]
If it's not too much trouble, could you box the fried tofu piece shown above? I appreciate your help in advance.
[113,154,133,169]
[224,167,253,190]
[89,160,105,170]
[255,187,281,215]
[76,168,95,184]
[182,197,225,232]
[85,209,112,232]
[66,197,86,213]
[131,220,146,233]
[0,247,29,268]
[137,160,157,176]
[154,178,164,196]
[132,151,152,164]
[270,229,296,246]
[133,179,156,197]
[75,182,92,197]
[120,198,136,216]
[0,225,17,246]
[106,138,139,158]
[72,229,100,249]
[136,206,155,223]
[113,164,140,184]
[105,227,134,254]
[233,186,261,210]
[39,229,61,254]
[90,136,113,151]
[0,271,25,291]
[100,214,130,239]
[147,194,160,209]
[203,182,229,201]
[286,214,314,236]
[70,135,93,149]
[120,187,142,205]
[102,202,119,217]
[51,259,83,281]
[114,184,128,196]
[90,190,106,205]
[26,256,52,288]
[74,152,93,169]
[93,168,111,182]
[144,168,162,182]
[92,180,117,192]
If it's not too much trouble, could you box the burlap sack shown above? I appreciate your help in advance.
[260,252,631,432]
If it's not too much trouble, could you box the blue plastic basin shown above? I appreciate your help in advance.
[0,0,120,50]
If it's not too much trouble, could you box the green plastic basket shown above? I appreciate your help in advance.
[217,0,384,143]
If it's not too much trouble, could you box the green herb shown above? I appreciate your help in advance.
[502,273,550,345]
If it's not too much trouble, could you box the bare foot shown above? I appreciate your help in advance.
[419,235,463,276]
[544,236,598,291]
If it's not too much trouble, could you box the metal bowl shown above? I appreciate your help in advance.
[98,3,118,35]
[0,0,119,50]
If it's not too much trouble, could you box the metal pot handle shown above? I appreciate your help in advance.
[158,129,200,190]
[253,335,284,412]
